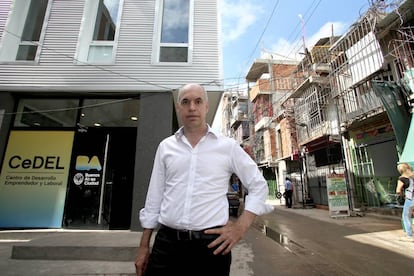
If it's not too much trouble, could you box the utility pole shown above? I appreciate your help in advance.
[298,14,309,75]
[298,14,307,55]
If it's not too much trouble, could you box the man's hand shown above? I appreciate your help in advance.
[205,210,256,255]
[135,246,150,276]
[135,228,153,276]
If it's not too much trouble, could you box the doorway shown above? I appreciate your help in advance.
[63,127,137,229]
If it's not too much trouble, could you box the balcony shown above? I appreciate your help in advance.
[230,97,249,128]
[233,121,250,145]
[296,121,340,146]
[291,76,340,146]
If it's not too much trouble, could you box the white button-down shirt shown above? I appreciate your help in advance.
[139,126,273,230]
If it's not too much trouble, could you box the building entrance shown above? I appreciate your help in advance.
[63,127,137,229]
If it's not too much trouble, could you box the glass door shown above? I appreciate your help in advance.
[63,98,138,229]
[63,127,137,229]
[64,128,109,229]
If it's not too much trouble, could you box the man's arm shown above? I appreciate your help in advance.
[134,228,154,276]
[205,210,256,255]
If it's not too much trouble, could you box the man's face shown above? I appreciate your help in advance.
[177,85,209,129]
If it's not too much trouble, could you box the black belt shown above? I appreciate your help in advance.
[159,224,221,241]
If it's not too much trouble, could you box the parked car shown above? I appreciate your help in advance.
[227,192,240,217]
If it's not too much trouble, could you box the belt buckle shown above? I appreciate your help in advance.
[177,229,192,241]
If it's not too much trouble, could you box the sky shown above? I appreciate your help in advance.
[220,0,372,91]
[213,0,373,130]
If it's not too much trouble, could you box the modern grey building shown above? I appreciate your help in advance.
[0,0,222,231]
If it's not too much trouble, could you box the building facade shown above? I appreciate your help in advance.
[222,0,414,213]
[0,0,222,230]
[329,0,414,210]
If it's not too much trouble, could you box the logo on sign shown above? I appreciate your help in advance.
[75,156,102,171]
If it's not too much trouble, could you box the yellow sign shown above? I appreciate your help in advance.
[0,130,74,228]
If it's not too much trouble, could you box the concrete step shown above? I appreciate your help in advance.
[9,230,141,261]
[12,244,137,261]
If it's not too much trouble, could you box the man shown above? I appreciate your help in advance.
[134,83,273,276]
[285,177,293,208]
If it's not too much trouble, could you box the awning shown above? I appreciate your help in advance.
[372,81,411,154]
[399,114,414,168]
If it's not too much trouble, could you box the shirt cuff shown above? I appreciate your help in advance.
[139,208,160,229]
[244,195,274,216]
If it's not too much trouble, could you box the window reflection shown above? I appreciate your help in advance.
[80,99,139,127]
[16,0,49,60]
[13,98,139,128]
[161,0,189,43]
[93,0,119,41]
[159,0,190,62]
[14,99,79,127]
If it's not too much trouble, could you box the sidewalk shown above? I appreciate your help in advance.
[0,229,139,275]
[0,202,410,275]
[258,200,414,259]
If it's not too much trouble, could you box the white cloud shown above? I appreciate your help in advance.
[268,38,300,61]
[269,21,349,61]
[221,0,264,43]
[307,21,348,49]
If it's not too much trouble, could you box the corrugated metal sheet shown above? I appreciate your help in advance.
[0,0,222,92]
[0,1,12,39]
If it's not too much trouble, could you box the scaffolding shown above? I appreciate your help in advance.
[388,26,414,96]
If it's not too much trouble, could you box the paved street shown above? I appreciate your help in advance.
[256,205,414,275]
[0,204,413,275]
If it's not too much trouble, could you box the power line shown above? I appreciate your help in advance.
[1,97,139,116]
[3,29,189,92]
[230,0,327,88]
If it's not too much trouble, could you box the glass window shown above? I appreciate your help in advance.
[160,0,189,43]
[77,0,121,64]
[16,0,49,60]
[16,45,38,61]
[88,45,114,63]
[14,99,79,128]
[93,0,119,41]
[159,47,188,62]
[0,0,49,62]
[79,99,139,127]
[158,0,191,63]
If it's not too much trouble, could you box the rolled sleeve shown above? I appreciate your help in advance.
[244,194,274,215]
[139,208,160,229]
[231,142,274,215]
[243,174,274,215]
[139,144,165,229]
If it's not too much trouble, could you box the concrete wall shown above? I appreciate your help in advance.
[0,92,14,168]
[130,92,174,231]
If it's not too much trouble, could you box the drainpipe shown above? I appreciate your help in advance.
[336,98,356,211]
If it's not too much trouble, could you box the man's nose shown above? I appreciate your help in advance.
[189,101,197,110]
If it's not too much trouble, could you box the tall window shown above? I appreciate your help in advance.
[0,0,49,62]
[16,0,49,60]
[77,0,121,64]
[157,0,191,63]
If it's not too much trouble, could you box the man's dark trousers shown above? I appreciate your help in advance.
[285,190,293,208]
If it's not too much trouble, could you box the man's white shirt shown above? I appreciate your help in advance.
[140,126,274,230]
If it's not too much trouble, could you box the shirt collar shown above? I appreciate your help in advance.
[174,124,219,140]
